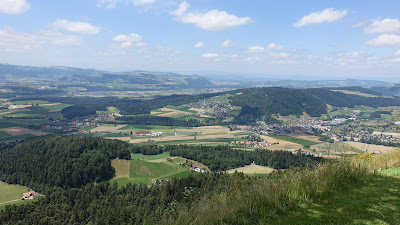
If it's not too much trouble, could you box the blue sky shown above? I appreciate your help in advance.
[1,0,400,81]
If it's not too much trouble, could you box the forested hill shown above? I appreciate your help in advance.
[0,135,130,192]
[228,87,400,124]
[229,87,327,124]
[305,88,400,108]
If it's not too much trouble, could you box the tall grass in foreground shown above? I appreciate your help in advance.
[172,151,400,225]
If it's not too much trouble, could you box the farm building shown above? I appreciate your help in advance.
[22,191,40,200]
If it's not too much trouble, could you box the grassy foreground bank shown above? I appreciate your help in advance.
[171,151,400,224]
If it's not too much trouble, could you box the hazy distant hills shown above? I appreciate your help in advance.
[1,63,398,93]
[0,63,212,90]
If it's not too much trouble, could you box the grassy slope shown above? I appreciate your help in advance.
[267,171,400,225]
[0,181,32,210]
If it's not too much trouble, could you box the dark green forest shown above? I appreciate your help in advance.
[0,135,130,192]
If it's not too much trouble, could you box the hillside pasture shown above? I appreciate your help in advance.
[344,141,397,154]
[311,142,364,155]
[226,165,274,174]
[0,181,32,210]
[111,158,192,186]
[262,135,302,151]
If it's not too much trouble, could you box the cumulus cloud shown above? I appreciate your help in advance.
[364,18,400,34]
[245,43,285,53]
[394,49,400,56]
[112,33,143,42]
[366,34,400,47]
[194,41,204,48]
[202,53,219,58]
[293,8,347,27]
[52,20,100,35]
[246,45,265,53]
[171,1,253,31]
[0,26,82,52]
[0,0,30,15]
[112,33,143,48]
[221,39,234,47]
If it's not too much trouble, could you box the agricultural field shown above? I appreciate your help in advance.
[226,165,274,174]
[344,141,397,154]
[286,134,323,143]
[111,156,191,186]
[262,135,302,151]
[331,90,381,97]
[266,134,319,147]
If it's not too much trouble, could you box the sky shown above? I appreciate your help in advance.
[1,0,400,81]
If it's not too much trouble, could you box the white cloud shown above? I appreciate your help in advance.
[221,39,234,47]
[194,41,204,48]
[0,0,30,15]
[52,20,100,35]
[172,1,253,31]
[112,33,143,42]
[366,34,400,47]
[293,8,347,27]
[96,0,119,8]
[0,27,82,52]
[133,0,155,6]
[245,43,285,53]
[394,49,400,56]
[120,42,132,48]
[202,53,219,58]
[267,43,284,50]
[364,19,400,34]
[246,45,264,53]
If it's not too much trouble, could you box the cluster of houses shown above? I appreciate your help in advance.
[186,99,233,119]
[230,140,273,149]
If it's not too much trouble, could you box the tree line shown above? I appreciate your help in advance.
[131,144,324,171]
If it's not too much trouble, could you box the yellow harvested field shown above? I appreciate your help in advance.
[90,125,126,132]
[176,126,230,133]
[344,141,397,154]
[17,105,32,109]
[373,132,400,138]
[0,127,47,136]
[157,107,193,117]
[226,165,274,174]
[262,135,302,151]
[111,159,130,178]
[104,137,131,141]
[147,157,180,163]
[38,103,61,107]
[0,89,8,93]
[200,115,215,118]
[150,111,162,115]
[287,134,323,143]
